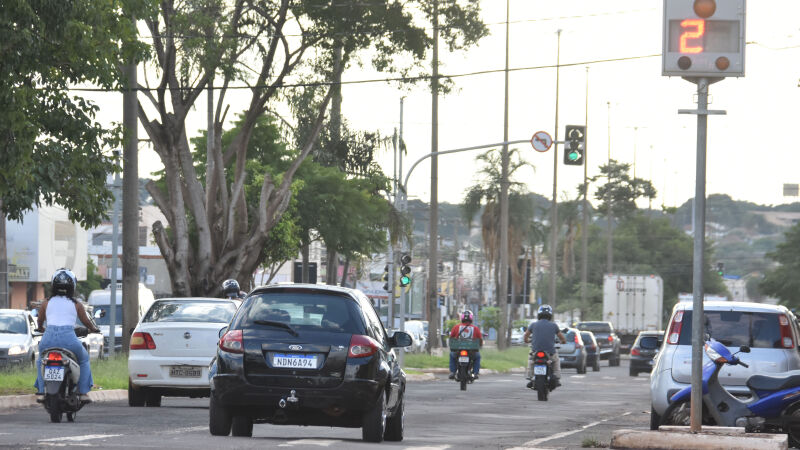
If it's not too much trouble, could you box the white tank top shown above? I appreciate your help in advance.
[46,296,78,327]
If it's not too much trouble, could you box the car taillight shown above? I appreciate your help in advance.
[536,351,545,358]
[348,335,380,358]
[575,334,583,347]
[130,332,156,350]
[780,315,794,348]
[667,310,684,345]
[608,335,614,342]
[219,329,243,354]
[631,347,641,356]
[459,350,468,356]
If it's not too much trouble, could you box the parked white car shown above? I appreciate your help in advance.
[89,283,155,355]
[0,309,40,368]
[128,297,238,407]
[404,320,427,353]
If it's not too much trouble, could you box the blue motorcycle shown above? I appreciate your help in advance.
[661,338,800,445]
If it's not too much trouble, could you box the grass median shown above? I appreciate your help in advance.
[404,345,529,372]
[0,355,129,396]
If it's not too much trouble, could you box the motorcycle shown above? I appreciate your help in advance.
[449,338,480,391]
[529,350,557,401]
[661,338,800,446]
[38,327,94,423]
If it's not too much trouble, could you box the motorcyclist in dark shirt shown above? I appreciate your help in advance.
[524,304,566,388]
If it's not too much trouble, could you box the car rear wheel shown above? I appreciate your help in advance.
[231,415,253,437]
[383,395,404,441]
[577,360,586,374]
[593,359,600,372]
[128,381,146,407]
[610,352,620,366]
[362,390,387,443]
[650,406,661,431]
[209,394,232,436]
[145,390,161,407]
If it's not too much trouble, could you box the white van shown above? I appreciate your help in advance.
[404,320,428,353]
[88,283,155,354]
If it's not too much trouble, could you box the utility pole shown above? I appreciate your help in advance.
[398,97,407,367]
[549,29,562,310]
[427,0,440,350]
[581,67,589,306]
[122,36,139,353]
[0,203,6,309]
[497,0,510,350]
[606,101,613,274]
[109,152,121,357]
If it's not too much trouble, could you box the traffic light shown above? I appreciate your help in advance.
[564,125,585,166]
[382,264,390,292]
[399,254,411,287]
[716,262,724,276]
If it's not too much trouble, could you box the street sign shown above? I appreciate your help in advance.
[662,0,746,78]
[530,131,553,152]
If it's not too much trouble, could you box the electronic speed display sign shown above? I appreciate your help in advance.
[662,0,745,78]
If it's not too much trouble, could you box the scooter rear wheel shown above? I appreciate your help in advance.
[535,377,548,401]
[661,400,690,426]
[783,403,800,447]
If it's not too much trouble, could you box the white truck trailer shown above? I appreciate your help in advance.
[603,274,664,349]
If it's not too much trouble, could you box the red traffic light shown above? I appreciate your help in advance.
[694,0,716,18]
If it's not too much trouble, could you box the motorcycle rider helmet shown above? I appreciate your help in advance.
[222,279,241,298]
[537,304,553,321]
[51,268,77,298]
[460,310,474,323]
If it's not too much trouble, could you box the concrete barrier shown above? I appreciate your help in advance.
[0,389,127,412]
[611,426,788,450]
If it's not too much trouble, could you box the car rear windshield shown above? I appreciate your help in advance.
[677,310,785,348]
[240,292,365,334]
[580,332,594,344]
[578,323,611,333]
[638,336,660,349]
[0,314,27,334]
[143,301,236,323]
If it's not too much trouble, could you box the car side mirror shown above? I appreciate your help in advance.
[739,345,751,353]
[219,326,228,339]
[32,329,43,337]
[94,309,106,319]
[390,331,413,348]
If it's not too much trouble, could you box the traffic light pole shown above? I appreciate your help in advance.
[679,76,725,433]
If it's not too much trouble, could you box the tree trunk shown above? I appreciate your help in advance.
[301,237,310,283]
[326,250,337,285]
[340,258,350,287]
[0,202,8,309]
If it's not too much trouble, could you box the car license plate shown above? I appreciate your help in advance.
[169,366,202,378]
[533,365,547,375]
[458,356,469,363]
[44,366,64,381]
[273,353,317,369]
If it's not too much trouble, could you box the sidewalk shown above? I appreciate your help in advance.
[0,389,127,411]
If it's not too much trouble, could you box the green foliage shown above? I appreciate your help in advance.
[76,259,104,301]
[761,223,800,308]
[403,346,529,372]
[0,354,128,395]
[588,159,657,221]
[478,306,501,332]
[0,0,146,226]
[444,318,459,334]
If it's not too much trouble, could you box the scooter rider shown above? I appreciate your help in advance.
[34,268,100,402]
[221,279,245,300]
[524,305,566,388]
[448,310,483,380]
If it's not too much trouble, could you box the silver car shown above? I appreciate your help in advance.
[0,309,40,368]
[556,327,587,374]
[650,301,800,429]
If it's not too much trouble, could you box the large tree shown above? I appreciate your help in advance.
[138,0,487,296]
[0,0,144,306]
[761,223,800,308]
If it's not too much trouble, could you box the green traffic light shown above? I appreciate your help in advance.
[568,151,579,161]
[400,275,411,286]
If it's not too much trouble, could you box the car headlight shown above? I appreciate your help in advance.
[7,345,28,356]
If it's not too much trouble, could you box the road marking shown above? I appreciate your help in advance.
[162,426,207,434]
[513,412,632,448]
[601,376,617,380]
[277,439,340,447]
[39,434,122,443]
[570,375,586,379]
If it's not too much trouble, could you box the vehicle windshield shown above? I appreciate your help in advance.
[577,323,611,333]
[580,332,594,344]
[93,305,123,326]
[678,310,784,348]
[239,292,365,334]
[0,314,27,334]
[143,301,236,323]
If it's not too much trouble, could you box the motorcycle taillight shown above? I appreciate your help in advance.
[459,350,468,356]
[47,352,62,361]
[536,351,546,358]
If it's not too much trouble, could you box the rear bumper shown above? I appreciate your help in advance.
[559,351,586,368]
[128,354,213,389]
[650,369,751,415]
[630,356,655,372]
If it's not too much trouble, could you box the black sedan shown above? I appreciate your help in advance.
[209,283,412,442]
[579,331,600,372]
[629,330,662,376]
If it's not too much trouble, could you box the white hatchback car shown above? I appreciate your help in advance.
[128,298,238,407]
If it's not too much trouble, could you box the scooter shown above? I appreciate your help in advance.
[449,338,480,391]
[38,327,93,423]
[660,338,800,446]
[529,351,557,401]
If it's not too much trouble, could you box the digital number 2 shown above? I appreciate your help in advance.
[680,19,705,54]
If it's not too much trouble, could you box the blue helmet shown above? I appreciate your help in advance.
[537,304,553,320]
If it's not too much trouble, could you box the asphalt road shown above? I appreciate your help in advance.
[0,359,651,449]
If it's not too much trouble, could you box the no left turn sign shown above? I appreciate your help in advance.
[531,131,552,152]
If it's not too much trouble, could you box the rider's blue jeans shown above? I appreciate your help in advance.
[449,351,481,375]
[34,325,93,394]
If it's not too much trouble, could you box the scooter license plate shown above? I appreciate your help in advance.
[458,356,470,363]
[533,365,547,375]
[44,366,64,381]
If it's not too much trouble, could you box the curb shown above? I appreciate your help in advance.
[0,389,127,412]
[610,426,788,450]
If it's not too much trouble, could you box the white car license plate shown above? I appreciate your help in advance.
[273,353,317,369]
[169,366,202,378]
[44,366,64,381]
[458,356,469,363]
[533,365,547,375]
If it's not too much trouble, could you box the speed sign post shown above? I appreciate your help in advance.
[662,0,744,433]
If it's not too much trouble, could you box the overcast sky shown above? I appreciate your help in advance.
[92,0,800,209]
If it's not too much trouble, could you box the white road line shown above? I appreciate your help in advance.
[277,439,340,447]
[570,375,586,379]
[513,412,632,448]
[601,376,617,380]
[162,426,207,434]
[39,434,122,443]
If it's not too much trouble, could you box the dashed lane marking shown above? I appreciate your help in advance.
[39,434,122,443]
[511,411,632,448]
